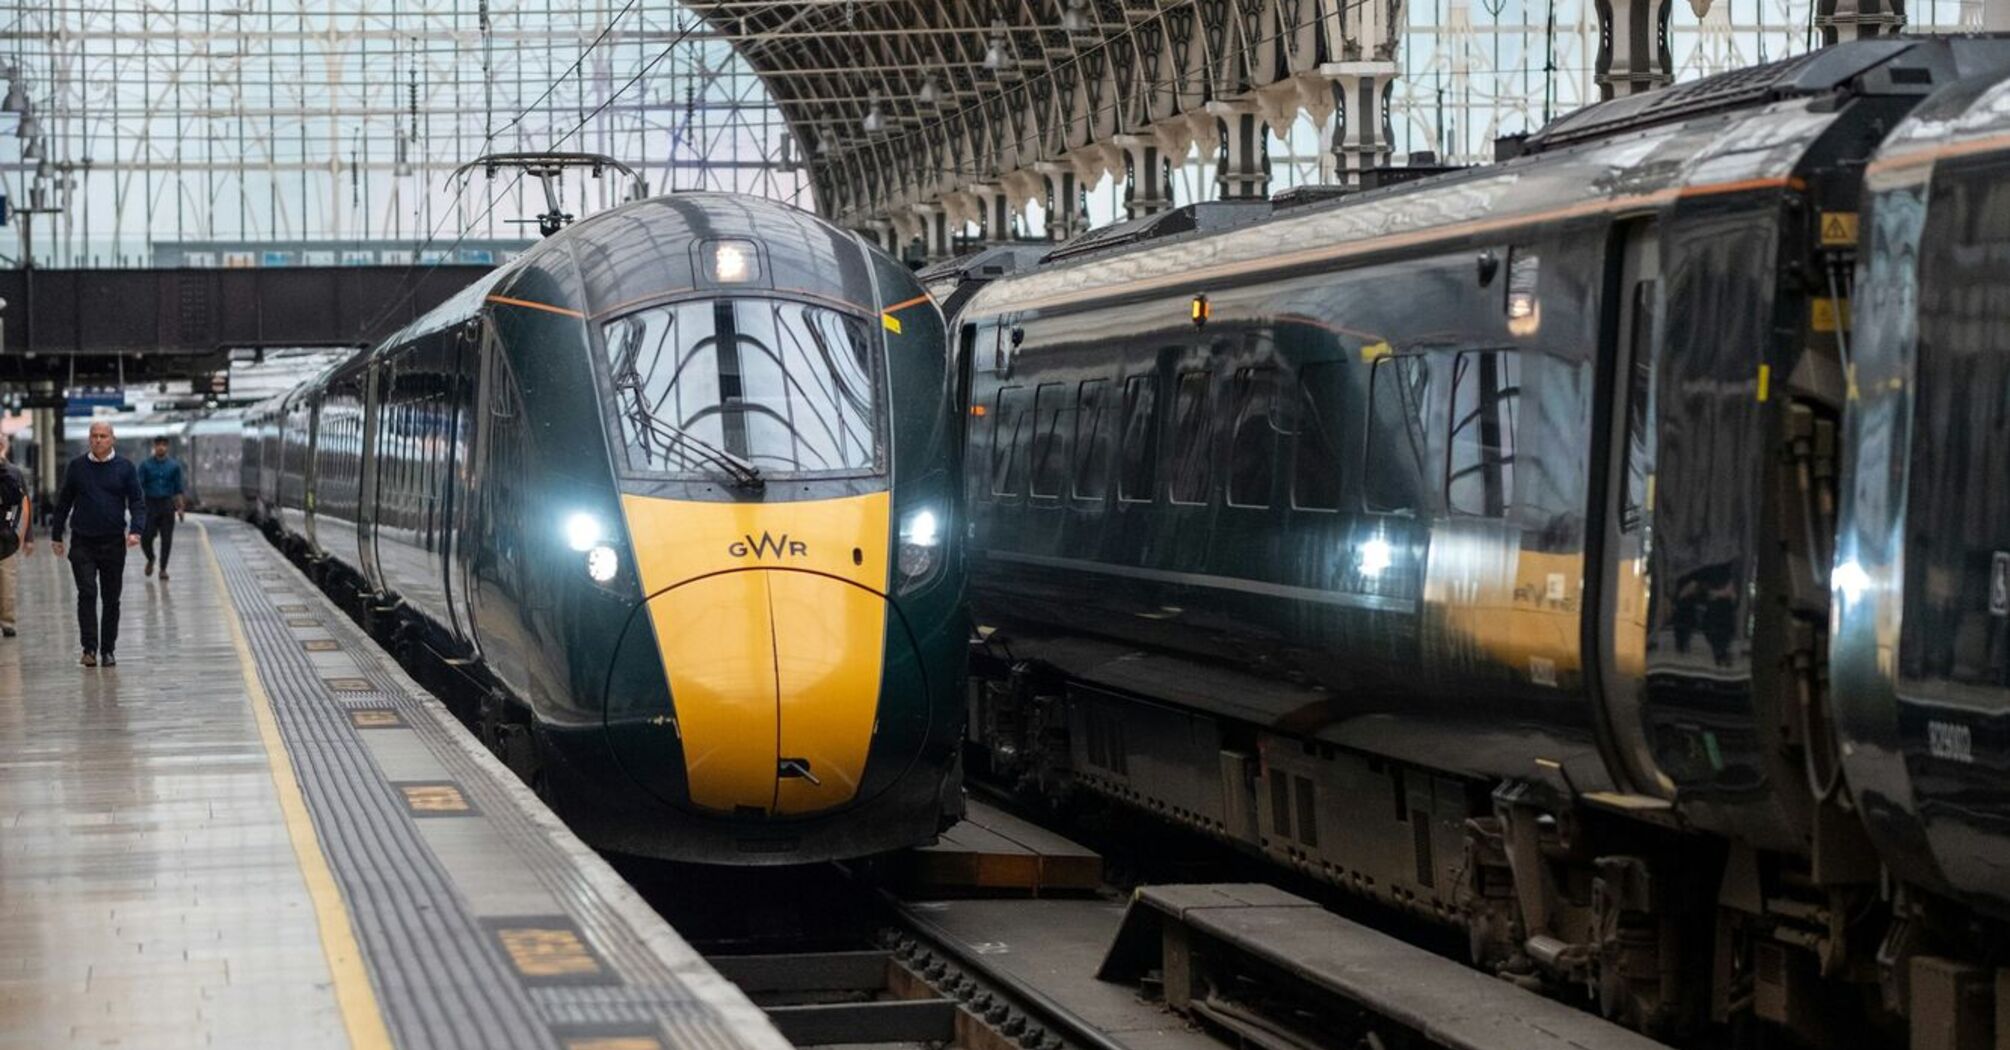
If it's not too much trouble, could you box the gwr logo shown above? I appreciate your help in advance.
[729,532,809,559]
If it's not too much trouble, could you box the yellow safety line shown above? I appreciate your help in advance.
[197,521,396,1050]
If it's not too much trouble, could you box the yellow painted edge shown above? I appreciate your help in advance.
[197,521,395,1050]
[881,312,903,334]
[1757,364,1771,403]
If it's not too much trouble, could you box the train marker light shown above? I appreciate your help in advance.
[1190,294,1210,327]
[586,544,620,583]
[898,507,944,587]
[565,512,604,552]
[1833,559,1870,607]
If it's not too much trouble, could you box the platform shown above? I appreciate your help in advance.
[0,516,789,1050]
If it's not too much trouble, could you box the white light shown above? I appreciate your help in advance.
[1358,536,1393,578]
[862,90,886,134]
[917,76,940,106]
[586,544,619,583]
[904,509,940,547]
[1833,559,1871,607]
[713,240,756,283]
[565,512,603,552]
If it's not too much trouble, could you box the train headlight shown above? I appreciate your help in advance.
[897,508,943,592]
[565,512,604,552]
[1358,535,1393,578]
[1832,559,1870,608]
[586,544,620,584]
[707,239,761,284]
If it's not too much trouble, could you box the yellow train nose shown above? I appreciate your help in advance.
[643,569,888,815]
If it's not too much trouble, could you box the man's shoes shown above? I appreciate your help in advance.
[80,650,97,668]
[100,653,118,668]
[0,626,14,638]
[144,559,154,577]
[159,571,170,582]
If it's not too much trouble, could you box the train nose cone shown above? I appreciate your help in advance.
[623,568,903,817]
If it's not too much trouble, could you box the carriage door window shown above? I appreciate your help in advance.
[1292,362,1345,511]
[1169,369,1215,505]
[1073,379,1111,500]
[1228,366,1280,508]
[989,385,1030,497]
[1364,355,1433,514]
[1029,382,1071,499]
[1118,374,1161,503]
[1446,350,1520,517]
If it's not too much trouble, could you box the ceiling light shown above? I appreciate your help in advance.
[917,75,940,106]
[2,81,26,115]
[862,90,886,133]
[984,20,1011,71]
[16,111,39,140]
[22,135,42,161]
[1060,0,1090,34]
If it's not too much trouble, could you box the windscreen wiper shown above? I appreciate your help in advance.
[615,382,765,490]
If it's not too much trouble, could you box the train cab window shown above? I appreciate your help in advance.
[1446,350,1520,517]
[1073,379,1111,501]
[1118,374,1160,503]
[990,385,1030,497]
[1364,355,1433,515]
[1228,367,1280,508]
[1169,369,1214,505]
[1291,362,1345,511]
[1029,382,1071,499]
[600,298,881,478]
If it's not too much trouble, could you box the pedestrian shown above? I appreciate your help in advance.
[138,435,188,582]
[0,431,31,640]
[49,421,146,668]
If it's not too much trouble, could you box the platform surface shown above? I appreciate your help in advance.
[0,516,789,1050]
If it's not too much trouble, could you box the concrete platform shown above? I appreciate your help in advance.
[0,516,789,1050]
[893,800,1102,895]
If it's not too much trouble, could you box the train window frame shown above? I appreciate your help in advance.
[1290,361,1346,512]
[1445,349,1520,518]
[1227,365,1281,509]
[990,384,1030,498]
[1028,381,1072,501]
[595,295,887,482]
[1072,378,1112,502]
[1168,368,1215,506]
[1363,353,1435,516]
[1117,373,1162,504]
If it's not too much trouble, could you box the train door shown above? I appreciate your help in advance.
[452,318,495,657]
[438,321,477,648]
[1590,218,1676,800]
[358,360,385,593]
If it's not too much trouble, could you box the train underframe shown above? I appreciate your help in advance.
[966,654,2009,1048]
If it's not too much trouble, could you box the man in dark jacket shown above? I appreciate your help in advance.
[50,421,146,667]
[138,435,187,581]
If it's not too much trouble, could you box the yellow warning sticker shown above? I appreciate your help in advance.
[882,312,902,334]
[1757,364,1771,403]
[1359,341,1391,362]
[1812,298,1851,333]
[1820,212,1859,248]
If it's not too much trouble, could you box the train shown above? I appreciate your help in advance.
[218,193,969,863]
[945,38,2010,1046]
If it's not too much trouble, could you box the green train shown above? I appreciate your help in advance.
[242,194,968,862]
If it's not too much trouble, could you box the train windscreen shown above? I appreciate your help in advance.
[601,297,883,481]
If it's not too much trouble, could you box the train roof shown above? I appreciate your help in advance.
[1867,49,2010,187]
[963,37,2010,322]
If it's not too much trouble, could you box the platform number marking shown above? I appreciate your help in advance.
[1991,551,2010,616]
[398,782,473,815]
[564,1038,662,1050]
[496,926,604,979]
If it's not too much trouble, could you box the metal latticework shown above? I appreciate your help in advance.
[0,1,809,267]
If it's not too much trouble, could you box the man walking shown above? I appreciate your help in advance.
[138,435,187,582]
[0,432,31,639]
[50,421,146,668]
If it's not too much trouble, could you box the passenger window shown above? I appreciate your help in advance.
[1118,374,1160,503]
[1073,379,1111,501]
[1029,382,1071,499]
[1446,350,1520,517]
[1620,283,1657,531]
[1292,362,1345,511]
[1169,370,1214,505]
[1364,355,1432,514]
[990,385,1029,497]
[1228,367,1279,508]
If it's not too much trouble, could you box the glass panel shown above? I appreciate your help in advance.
[1119,374,1160,502]
[1228,366,1279,508]
[1073,379,1111,500]
[1292,362,1344,511]
[601,298,880,477]
[1030,382,1071,499]
[1365,356,1433,514]
[1169,370,1214,505]
[1446,350,1520,517]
